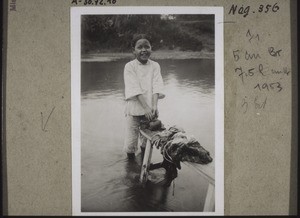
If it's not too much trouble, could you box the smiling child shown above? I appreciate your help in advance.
[123,34,165,160]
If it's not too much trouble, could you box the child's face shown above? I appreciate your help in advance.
[133,39,152,64]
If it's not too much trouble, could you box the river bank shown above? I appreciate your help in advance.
[81,50,214,62]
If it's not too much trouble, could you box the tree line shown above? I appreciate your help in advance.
[81,14,214,54]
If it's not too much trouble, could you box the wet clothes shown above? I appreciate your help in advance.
[152,127,213,165]
[150,126,213,186]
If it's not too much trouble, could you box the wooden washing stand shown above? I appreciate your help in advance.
[139,128,215,212]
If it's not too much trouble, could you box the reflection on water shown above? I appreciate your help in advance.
[81,58,215,212]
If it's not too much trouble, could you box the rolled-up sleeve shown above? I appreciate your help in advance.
[124,63,144,100]
[152,64,165,99]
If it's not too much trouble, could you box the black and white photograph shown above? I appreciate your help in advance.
[71,6,224,215]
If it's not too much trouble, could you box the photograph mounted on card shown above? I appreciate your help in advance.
[71,6,224,216]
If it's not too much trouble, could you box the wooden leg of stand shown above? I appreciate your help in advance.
[140,139,153,185]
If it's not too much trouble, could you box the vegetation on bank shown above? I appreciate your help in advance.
[81,14,214,54]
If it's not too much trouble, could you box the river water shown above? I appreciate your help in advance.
[81,58,215,212]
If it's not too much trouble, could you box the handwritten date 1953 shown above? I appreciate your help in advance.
[254,82,283,92]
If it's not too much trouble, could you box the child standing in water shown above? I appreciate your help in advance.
[123,34,165,160]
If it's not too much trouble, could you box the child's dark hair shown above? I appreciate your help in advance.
[131,34,152,48]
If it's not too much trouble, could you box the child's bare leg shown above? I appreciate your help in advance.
[124,116,140,159]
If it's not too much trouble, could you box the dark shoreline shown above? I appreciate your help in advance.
[81,50,214,62]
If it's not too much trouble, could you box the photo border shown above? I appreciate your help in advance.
[71,6,224,216]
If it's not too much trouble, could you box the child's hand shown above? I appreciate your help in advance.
[137,94,154,120]
[144,106,154,121]
[152,105,159,119]
[152,94,159,119]
[152,108,159,118]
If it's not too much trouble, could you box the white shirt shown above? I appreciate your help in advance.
[124,59,165,116]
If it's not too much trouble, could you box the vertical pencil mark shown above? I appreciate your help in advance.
[41,106,55,132]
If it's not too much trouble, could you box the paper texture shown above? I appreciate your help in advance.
[3,0,297,215]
